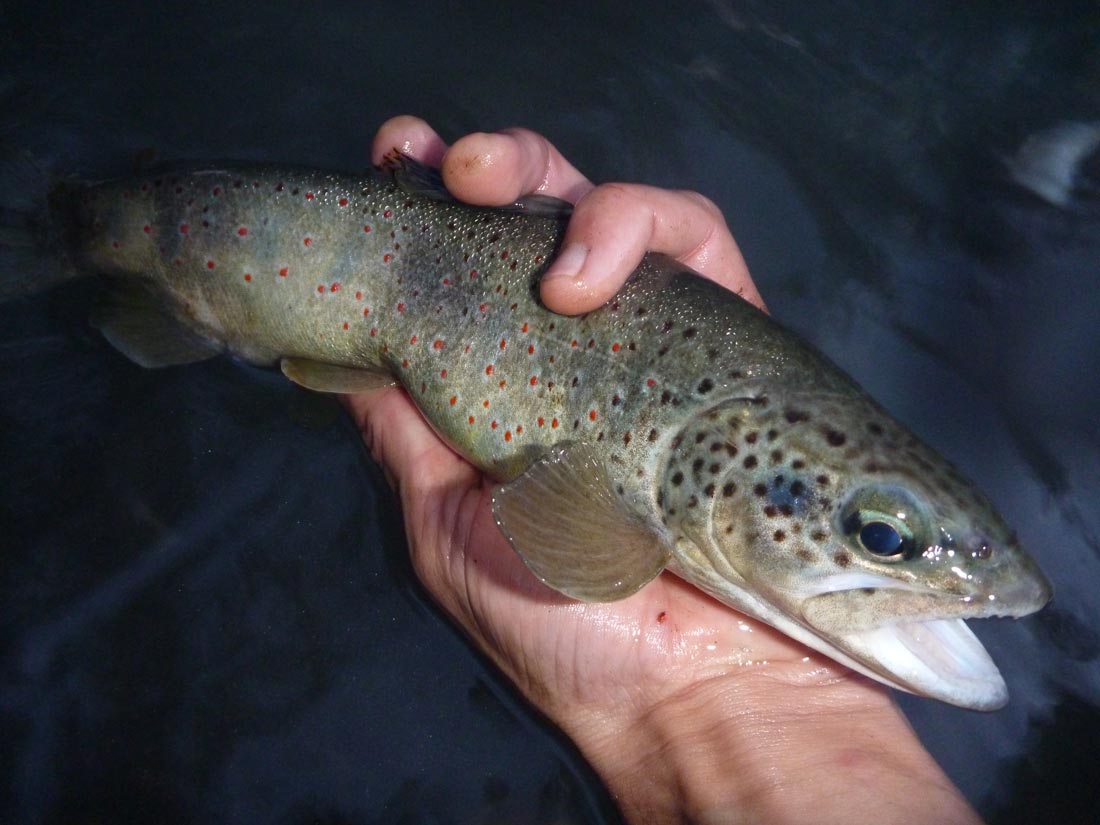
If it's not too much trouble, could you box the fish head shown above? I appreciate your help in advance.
[663,392,1052,710]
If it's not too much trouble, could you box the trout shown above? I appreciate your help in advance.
[4,153,1051,710]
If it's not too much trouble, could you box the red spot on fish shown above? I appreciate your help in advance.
[433,340,444,350]
[370,328,377,337]
[483,400,489,408]
[331,283,341,292]
[479,304,487,313]
[647,378,657,387]
[504,430,511,441]
[363,307,370,316]
[612,343,621,353]
[383,254,392,263]
[468,415,475,424]
[657,611,667,624]
[355,291,362,300]
[363,225,371,232]
[440,369,447,378]
[306,192,315,200]
[442,278,450,285]
[206,260,215,269]
[501,250,509,260]
[143,225,151,234]
[470,269,478,279]
[529,376,537,386]
[587,339,595,349]
[491,421,498,429]
[571,340,578,348]
[499,380,507,389]
[450,396,457,406]
[500,339,507,349]
[339,198,348,207]
[180,223,190,234]
[174,258,182,265]
[303,237,312,246]
[410,335,418,344]
[537,417,545,427]
[590,409,597,421]
[485,365,493,375]
[244,273,252,282]
[527,345,535,355]
[111,241,120,249]
[317,285,325,293]
[516,425,523,434]
[535,255,544,263]
[212,187,222,196]
[397,303,405,312]
[551,418,559,429]
[401,359,408,368]
[279,267,288,277]
[343,322,349,330]
[384,209,392,218]
[238,227,247,236]
[521,323,529,333]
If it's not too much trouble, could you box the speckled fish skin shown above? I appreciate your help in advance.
[47,159,1052,710]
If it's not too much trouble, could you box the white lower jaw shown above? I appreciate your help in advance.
[836,618,1008,710]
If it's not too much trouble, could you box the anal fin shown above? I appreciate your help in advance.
[492,442,670,601]
[91,284,223,368]
[281,357,396,393]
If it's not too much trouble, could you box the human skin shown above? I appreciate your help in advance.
[341,115,982,824]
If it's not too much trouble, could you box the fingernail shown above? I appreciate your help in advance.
[542,243,588,283]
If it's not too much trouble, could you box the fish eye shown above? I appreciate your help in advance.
[859,521,905,557]
[840,485,925,562]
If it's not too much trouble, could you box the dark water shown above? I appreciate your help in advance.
[2,2,1098,822]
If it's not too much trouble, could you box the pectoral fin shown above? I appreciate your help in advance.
[280,357,396,393]
[492,442,670,601]
[91,285,223,367]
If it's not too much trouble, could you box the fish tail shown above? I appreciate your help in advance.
[0,148,81,300]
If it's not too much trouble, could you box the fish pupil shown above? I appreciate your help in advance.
[859,521,904,557]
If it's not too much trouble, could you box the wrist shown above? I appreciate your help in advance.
[550,671,981,825]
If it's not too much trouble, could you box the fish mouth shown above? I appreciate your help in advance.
[798,573,1052,710]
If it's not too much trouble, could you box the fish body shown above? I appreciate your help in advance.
[15,156,1051,709]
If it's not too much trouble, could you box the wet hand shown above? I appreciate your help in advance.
[344,116,979,824]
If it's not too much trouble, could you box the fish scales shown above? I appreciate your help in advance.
[25,156,1050,710]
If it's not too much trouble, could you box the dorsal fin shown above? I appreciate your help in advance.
[381,151,573,218]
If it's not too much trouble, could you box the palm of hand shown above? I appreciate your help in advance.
[343,387,854,723]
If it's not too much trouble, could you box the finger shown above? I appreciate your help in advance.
[539,182,766,315]
[340,386,474,495]
[370,115,450,167]
[441,127,594,206]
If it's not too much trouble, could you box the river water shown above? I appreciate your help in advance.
[2,2,1098,822]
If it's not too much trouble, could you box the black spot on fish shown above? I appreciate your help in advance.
[660,391,672,405]
[687,496,698,509]
[695,433,706,444]
[648,429,658,442]
[826,429,847,446]
[704,483,716,498]
[709,463,720,474]
[745,432,758,444]
[784,409,811,423]
[867,422,884,436]
[663,320,674,332]
[671,471,684,486]
[816,474,830,486]
[773,530,786,542]
[797,549,814,562]
[754,483,768,497]
[692,458,705,473]
[697,378,714,394]
[790,481,805,497]
[722,482,736,497]
[812,530,828,543]
[683,328,697,339]
[764,505,778,517]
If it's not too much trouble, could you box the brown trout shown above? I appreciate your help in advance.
[8,153,1051,710]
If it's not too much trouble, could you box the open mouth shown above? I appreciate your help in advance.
[798,573,1051,710]
[831,618,1008,710]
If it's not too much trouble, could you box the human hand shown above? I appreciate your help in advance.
[342,116,979,824]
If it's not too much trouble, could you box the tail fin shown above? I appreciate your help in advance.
[0,150,79,300]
